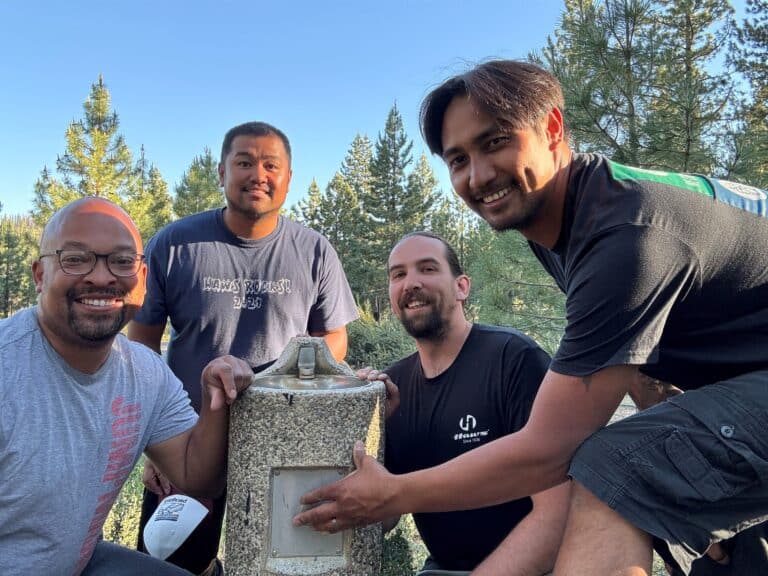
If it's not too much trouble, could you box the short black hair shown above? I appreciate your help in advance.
[420,60,566,156]
[220,121,292,163]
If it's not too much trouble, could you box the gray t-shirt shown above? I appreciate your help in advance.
[134,210,359,410]
[0,308,197,576]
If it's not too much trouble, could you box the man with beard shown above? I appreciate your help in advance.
[295,61,768,576]
[128,121,358,576]
[0,197,253,575]
[375,232,567,575]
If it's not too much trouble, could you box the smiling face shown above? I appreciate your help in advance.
[218,133,292,232]
[440,95,561,232]
[388,235,469,341]
[33,199,146,355]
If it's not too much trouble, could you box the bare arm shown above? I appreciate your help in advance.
[145,355,252,497]
[294,365,635,531]
[473,482,571,576]
[310,325,348,362]
[127,320,166,354]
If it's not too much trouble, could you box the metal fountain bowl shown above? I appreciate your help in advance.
[248,336,369,392]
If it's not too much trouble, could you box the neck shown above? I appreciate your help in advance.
[223,208,279,239]
[37,321,113,375]
[415,319,473,379]
[521,145,573,249]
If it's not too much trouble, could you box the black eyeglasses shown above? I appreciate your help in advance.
[39,250,145,277]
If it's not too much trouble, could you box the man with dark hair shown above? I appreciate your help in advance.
[129,121,359,575]
[374,231,566,574]
[0,197,253,575]
[295,61,768,575]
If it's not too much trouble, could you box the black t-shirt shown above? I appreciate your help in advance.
[530,154,768,388]
[385,324,551,570]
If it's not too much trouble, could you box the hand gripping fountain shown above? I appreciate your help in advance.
[226,337,385,576]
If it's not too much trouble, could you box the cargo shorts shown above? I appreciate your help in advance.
[569,370,768,574]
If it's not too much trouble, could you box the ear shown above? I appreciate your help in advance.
[138,260,148,289]
[218,162,225,187]
[32,259,45,294]
[135,261,148,304]
[287,167,293,188]
[545,107,565,150]
[455,275,471,302]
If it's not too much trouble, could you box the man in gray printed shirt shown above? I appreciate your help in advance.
[128,121,359,575]
[0,197,252,576]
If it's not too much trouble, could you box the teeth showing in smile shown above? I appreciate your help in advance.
[405,300,427,309]
[81,299,118,307]
[482,188,510,204]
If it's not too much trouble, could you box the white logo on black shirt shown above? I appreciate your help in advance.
[459,414,476,431]
[454,414,489,444]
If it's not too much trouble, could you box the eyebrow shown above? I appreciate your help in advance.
[59,241,137,252]
[233,151,283,161]
[388,257,442,273]
[442,127,505,160]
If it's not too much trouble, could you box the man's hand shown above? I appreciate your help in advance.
[201,355,253,411]
[142,459,172,496]
[357,367,399,419]
[293,441,397,532]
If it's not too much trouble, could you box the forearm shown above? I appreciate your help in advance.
[313,327,347,362]
[472,483,571,576]
[127,320,165,354]
[395,430,571,516]
[148,355,251,498]
[176,395,231,497]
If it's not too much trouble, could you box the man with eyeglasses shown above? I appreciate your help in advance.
[0,197,253,576]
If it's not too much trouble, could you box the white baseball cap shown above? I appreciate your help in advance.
[143,494,209,560]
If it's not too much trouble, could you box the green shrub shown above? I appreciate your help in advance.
[346,305,415,370]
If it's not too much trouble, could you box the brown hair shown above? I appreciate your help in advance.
[420,60,566,156]
[395,231,464,277]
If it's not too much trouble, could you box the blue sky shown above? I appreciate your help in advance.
[1,1,563,216]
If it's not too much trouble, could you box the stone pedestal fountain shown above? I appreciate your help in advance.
[226,337,385,576]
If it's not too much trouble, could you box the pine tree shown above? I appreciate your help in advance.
[360,104,420,306]
[467,226,565,354]
[320,174,367,285]
[728,0,768,186]
[368,105,414,255]
[404,154,441,231]
[430,193,483,273]
[173,148,223,218]
[291,179,324,230]
[734,0,768,105]
[33,167,81,226]
[541,0,738,176]
[31,76,167,229]
[0,214,38,317]
[126,149,173,241]
[338,134,378,304]
[340,134,374,200]
[541,0,662,165]
[643,0,734,173]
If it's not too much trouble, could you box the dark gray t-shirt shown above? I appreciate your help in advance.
[0,308,197,575]
[530,154,768,389]
[134,210,359,410]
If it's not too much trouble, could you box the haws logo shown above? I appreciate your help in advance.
[459,414,476,431]
[454,414,490,444]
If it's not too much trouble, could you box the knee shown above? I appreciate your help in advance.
[569,480,603,514]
